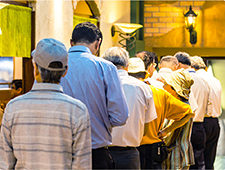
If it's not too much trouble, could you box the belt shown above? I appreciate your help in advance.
[109,146,136,151]
[93,146,108,151]
[204,117,218,119]
[193,122,204,124]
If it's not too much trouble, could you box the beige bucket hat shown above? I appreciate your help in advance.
[161,68,194,99]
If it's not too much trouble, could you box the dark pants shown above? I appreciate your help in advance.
[92,147,114,169]
[203,117,220,170]
[190,122,206,170]
[138,143,164,169]
[109,146,140,169]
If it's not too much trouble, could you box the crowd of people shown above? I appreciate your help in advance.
[0,22,222,169]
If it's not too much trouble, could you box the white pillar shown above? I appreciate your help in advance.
[35,0,73,49]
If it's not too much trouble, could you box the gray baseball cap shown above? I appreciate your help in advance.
[32,38,68,71]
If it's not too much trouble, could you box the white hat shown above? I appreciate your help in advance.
[128,57,146,73]
[32,38,68,71]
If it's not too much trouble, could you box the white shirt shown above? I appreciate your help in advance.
[152,70,158,78]
[145,77,164,89]
[196,69,222,117]
[188,90,198,115]
[111,70,157,147]
[152,68,173,80]
[187,68,211,122]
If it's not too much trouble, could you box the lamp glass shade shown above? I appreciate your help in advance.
[185,15,196,29]
[113,23,143,34]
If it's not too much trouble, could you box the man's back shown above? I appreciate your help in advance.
[196,69,222,117]
[0,83,91,169]
[111,70,156,147]
[141,86,192,145]
[188,69,211,121]
[61,45,128,149]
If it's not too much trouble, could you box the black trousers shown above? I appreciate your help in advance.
[109,146,140,169]
[190,122,206,170]
[92,147,114,169]
[203,117,220,170]
[138,143,163,169]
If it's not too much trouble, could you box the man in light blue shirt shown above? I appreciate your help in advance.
[61,22,129,169]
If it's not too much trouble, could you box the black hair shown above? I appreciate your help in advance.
[36,62,66,84]
[136,51,158,69]
[11,79,22,90]
[71,22,103,45]
[128,72,147,79]
[174,52,191,66]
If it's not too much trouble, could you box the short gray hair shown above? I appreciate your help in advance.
[190,56,206,70]
[36,63,66,84]
[160,55,178,65]
[102,47,129,68]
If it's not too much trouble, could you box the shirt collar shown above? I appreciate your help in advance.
[196,69,206,74]
[31,83,63,93]
[68,45,92,54]
[158,68,173,73]
[186,68,196,73]
[117,69,129,76]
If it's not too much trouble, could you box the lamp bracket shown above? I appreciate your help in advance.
[189,30,197,45]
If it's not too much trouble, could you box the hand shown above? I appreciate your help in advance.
[158,130,167,139]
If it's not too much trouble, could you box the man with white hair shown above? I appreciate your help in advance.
[190,56,222,170]
[152,55,179,81]
[0,38,91,169]
[102,47,157,169]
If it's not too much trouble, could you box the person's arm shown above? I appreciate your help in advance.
[72,106,91,170]
[104,64,129,127]
[158,91,194,139]
[143,85,157,124]
[0,106,16,169]
[158,114,193,138]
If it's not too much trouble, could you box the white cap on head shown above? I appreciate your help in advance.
[128,57,146,73]
[32,38,68,71]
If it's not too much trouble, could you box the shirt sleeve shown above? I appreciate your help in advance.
[72,106,91,170]
[103,64,129,127]
[189,91,198,113]
[208,79,222,117]
[165,91,193,121]
[144,85,157,123]
[0,106,17,169]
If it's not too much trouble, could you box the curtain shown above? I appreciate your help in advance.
[0,3,31,58]
[73,15,98,28]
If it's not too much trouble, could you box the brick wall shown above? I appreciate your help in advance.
[144,1,205,37]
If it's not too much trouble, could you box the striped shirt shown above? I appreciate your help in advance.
[0,83,91,169]
[163,118,194,169]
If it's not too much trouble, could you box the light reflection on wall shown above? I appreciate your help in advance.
[53,0,63,40]
[0,57,13,88]
[209,60,225,116]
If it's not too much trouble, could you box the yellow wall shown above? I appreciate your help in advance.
[144,1,203,49]
[143,1,225,55]
[74,1,92,17]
